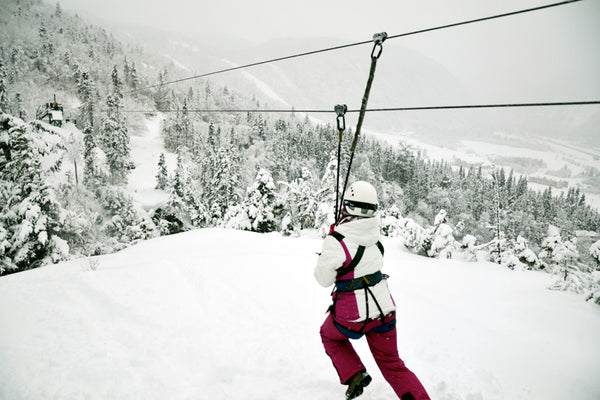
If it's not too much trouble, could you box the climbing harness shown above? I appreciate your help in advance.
[327,230,393,338]
[336,32,387,221]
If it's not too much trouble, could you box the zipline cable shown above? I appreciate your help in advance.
[124,0,584,95]
[120,100,600,114]
[385,0,583,41]
[123,41,371,94]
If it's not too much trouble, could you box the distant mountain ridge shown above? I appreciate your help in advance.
[105,22,599,148]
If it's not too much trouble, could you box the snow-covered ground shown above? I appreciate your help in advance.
[127,114,176,210]
[1,229,599,400]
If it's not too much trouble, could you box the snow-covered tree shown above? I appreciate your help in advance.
[99,68,133,184]
[199,147,241,220]
[77,70,95,128]
[0,60,8,113]
[64,132,82,185]
[514,235,540,270]
[231,169,281,233]
[128,61,139,91]
[279,167,319,230]
[539,225,578,271]
[154,155,208,233]
[539,225,587,294]
[428,210,457,258]
[314,202,334,238]
[0,116,69,274]
[96,187,153,246]
[587,271,600,305]
[82,126,109,187]
[398,217,426,252]
[590,240,600,269]
[460,234,478,262]
[381,205,403,238]
[155,152,168,190]
[154,68,171,110]
[246,169,280,232]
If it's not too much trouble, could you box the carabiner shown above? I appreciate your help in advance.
[371,32,387,59]
[335,104,347,132]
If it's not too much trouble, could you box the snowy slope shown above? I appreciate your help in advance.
[1,228,599,400]
[126,114,175,210]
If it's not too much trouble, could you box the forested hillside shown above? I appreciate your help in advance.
[0,0,598,302]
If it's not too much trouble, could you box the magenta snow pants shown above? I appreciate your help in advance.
[320,313,430,400]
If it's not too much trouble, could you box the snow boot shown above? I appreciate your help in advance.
[345,371,372,400]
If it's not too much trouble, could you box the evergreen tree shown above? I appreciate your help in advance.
[111,65,123,99]
[82,126,108,186]
[590,240,600,269]
[199,147,241,219]
[0,116,69,274]
[0,60,8,113]
[279,167,319,230]
[244,169,280,233]
[77,70,95,128]
[128,61,139,90]
[208,120,218,149]
[155,153,168,190]
[427,209,457,258]
[179,99,192,150]
[82,126,96,185]
[154,68,170,110]
[93,67,132,184]
[172,154,186,198]
[100,83,132,184]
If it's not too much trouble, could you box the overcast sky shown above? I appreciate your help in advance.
[47,0,599,101]
[47,0,598,43]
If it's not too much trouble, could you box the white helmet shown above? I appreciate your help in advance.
[342,181,378,217]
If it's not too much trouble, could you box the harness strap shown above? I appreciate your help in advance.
[376,240,384,256]
[365,285,385,318]
[333,317,396,340]
[328,231,384,279]
[337,246,365,278]
[336,271,386,292]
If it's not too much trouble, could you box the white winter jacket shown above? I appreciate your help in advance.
[315,216,396,323]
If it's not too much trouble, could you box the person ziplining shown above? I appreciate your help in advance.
[314,34,430,400]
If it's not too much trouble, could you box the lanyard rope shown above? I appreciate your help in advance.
[337,33,387,221]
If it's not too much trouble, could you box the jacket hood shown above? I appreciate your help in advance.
[334,216,380,246]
